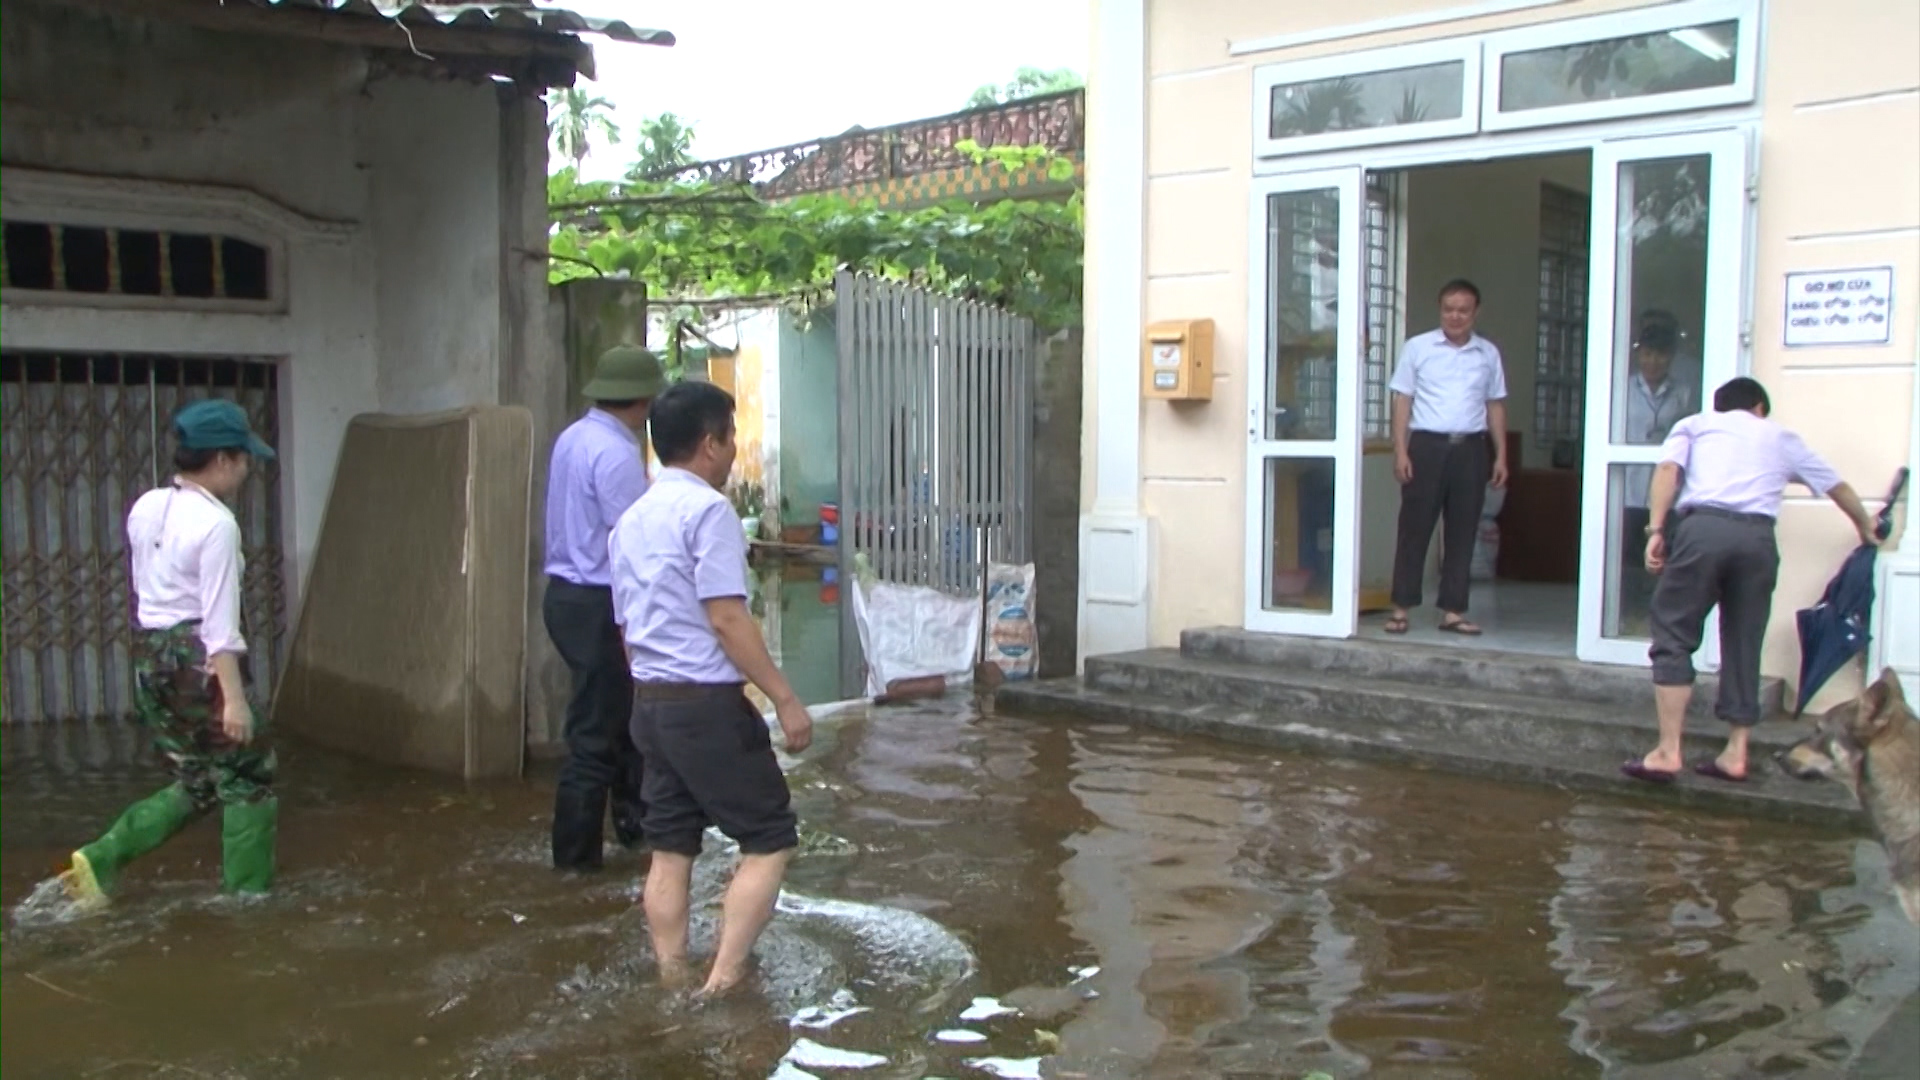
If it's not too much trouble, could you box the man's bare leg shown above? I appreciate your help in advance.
[1640,684,1693,773]
[700,849,793,996]
[644,851,695,988]
[1716,725,1751,779]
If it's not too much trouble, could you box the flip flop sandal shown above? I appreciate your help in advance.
[1437,620,1483,636]
[1383,616,1410,635]
[1692,759,1747,783]
[1620,758,1677,784]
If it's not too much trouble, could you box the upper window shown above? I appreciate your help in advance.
[1254,40,1481,158]
[1252,0,1758,159]
[3,221,272,302]
[1482,1,1757,132]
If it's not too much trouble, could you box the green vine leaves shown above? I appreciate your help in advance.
[546,140,1083,333]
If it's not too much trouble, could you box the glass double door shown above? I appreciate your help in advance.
[1244,128,1752,663]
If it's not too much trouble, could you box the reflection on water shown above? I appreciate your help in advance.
[754,560,844,707]
[4,702,1916,1079]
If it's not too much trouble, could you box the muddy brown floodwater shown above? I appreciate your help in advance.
[4,699,1917,1080]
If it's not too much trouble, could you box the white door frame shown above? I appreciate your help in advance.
[1243,167,1367,637]
[1244,112,1758,654]
[1576,126,1755,666]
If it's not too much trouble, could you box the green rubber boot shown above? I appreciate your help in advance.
[62,784,200,908]
[221,797,278,895]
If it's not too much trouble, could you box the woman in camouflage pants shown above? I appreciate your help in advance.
[62,399,279,907]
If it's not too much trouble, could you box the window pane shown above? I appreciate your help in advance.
[1264,457,1338,613]
[1270,62,1466,139]
[1603,463,1656,640]
[1533,182,1590,462]
[1265,189,1341,442]
[1500,21,1738,113]
[1606,156,1709,448]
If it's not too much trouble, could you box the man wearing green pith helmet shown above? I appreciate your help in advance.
[62,398,280,907]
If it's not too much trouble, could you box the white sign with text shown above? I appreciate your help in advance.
[1783,266,1894,348]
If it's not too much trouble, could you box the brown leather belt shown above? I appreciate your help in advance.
[634,682,745,703]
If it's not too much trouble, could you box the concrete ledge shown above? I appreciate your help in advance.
[1180,627,1786,720]
[997,678,1865,831]
[1088,650,1807,763]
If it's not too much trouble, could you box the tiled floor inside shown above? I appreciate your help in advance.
[1358,580,1578,657]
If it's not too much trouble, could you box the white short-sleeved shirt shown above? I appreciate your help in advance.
[1659,409,1843,519]
[1388,329,1509,435]
[126,480,248,658]
[609,467,749,684]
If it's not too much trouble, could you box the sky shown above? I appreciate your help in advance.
[542,0,1090,179]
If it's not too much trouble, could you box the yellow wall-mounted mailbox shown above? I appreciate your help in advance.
[1141,318,1215,402]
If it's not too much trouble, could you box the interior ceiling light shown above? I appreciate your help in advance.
[1668,27,1732,62]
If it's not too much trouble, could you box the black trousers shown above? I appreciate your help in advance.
[543,577,645,869]
[1391,430,1491,615]
[1647,508,1778,725]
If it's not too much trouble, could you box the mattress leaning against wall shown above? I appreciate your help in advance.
[273,407,534,779]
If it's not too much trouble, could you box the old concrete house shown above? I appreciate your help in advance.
[1,0,668,752]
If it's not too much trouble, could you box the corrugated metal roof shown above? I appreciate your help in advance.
[253,0,676,47]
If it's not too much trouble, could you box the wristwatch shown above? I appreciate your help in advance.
[1644,521,1664,537]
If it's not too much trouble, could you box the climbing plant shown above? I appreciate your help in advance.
[546,141,1084,333]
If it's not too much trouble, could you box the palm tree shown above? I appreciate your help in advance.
[624,112,697,182]
[548,88,620,173]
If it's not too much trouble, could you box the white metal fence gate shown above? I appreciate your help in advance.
[1,353,287,726]
[834,270,1036,696]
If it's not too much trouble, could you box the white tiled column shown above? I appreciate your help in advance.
[1078,0,1153,667]
[1870,348,1920,687]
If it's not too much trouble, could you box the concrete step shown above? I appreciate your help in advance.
[1179,627,1788,720]
[1086,650,1805,765]
[995,679,1862,831]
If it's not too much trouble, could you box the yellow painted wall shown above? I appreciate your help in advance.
[1120,0,1919,697]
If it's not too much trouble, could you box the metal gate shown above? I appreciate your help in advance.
[1,353,287,726]
[834,270,1035,694]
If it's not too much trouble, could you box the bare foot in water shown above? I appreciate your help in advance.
[696,964,749,999]
[658,955,693,990]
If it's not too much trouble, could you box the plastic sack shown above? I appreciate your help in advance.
[982,563,1038,681]
[849,576,982,699]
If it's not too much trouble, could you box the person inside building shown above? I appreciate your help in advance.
[1385,278,1511,636]
[1623,376,1879,785]
[545,345,667,872]
[609,379,813,997]
[62,399,279,908]
[1620,310,1702,618]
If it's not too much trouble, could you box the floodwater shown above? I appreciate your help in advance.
[5,699,1918,1080]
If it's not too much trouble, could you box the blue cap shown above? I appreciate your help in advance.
[173,399,275,460]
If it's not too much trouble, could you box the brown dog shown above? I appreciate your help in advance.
[1780,668,1920,925]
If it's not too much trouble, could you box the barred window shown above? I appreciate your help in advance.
[2,220,272,302]
[1363,172,1404,442]
[1534,182,1590,461]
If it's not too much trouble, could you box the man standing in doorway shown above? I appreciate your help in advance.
[1385,279,1511,636]
[1620,311,1700,618]
[611,380,812,996]
[545,345,666,871]
[1624,377,1878,784]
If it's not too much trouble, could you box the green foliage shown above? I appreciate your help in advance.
[547,88,620,171]
[624,112,697,182]
[547,159,1084,333]
[967,66,1085,108]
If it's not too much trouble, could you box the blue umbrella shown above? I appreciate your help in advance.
[1793,468,1910,717]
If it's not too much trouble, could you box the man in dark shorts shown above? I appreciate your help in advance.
[608,379,813,996]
